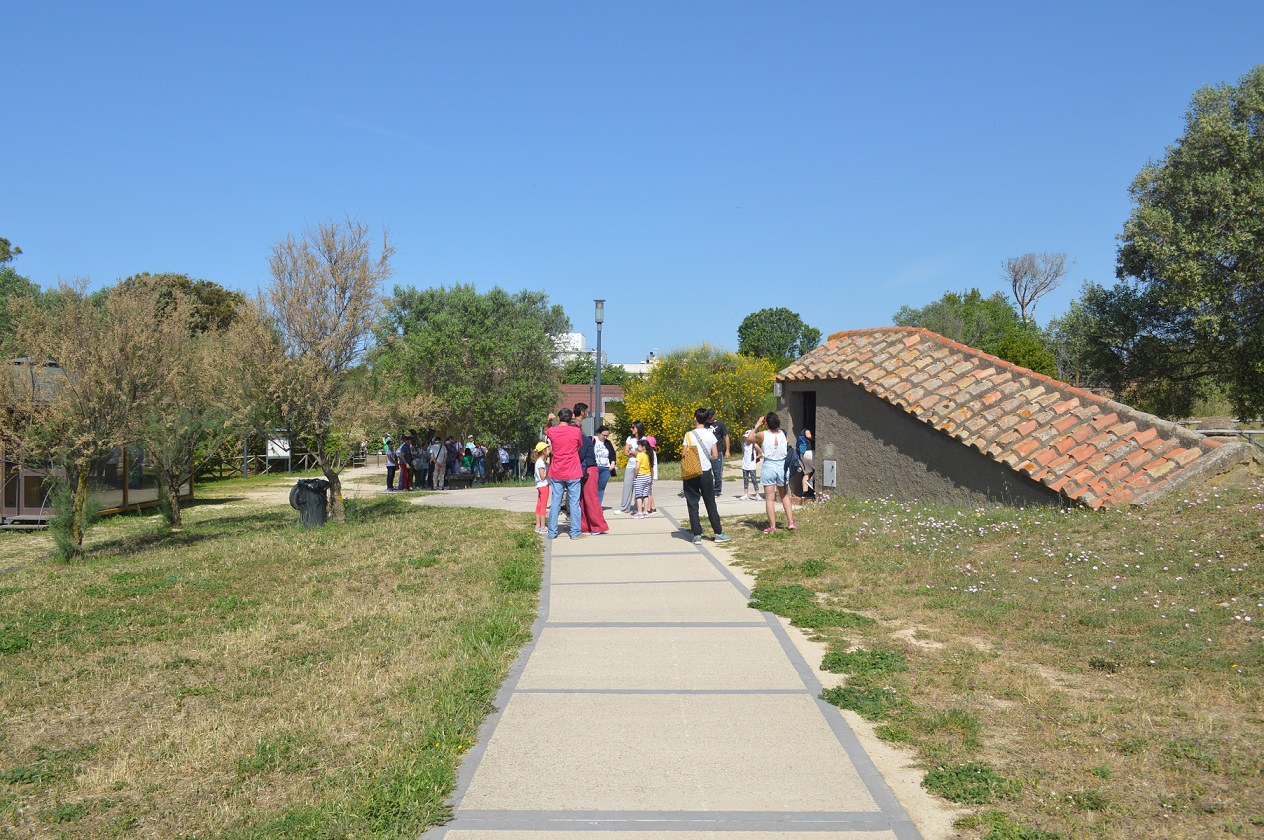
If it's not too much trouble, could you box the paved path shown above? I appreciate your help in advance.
[418,486,926,839]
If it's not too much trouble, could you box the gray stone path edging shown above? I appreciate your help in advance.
[422,505,925,839]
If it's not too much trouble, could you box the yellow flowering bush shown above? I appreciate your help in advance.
[622,345,775,461]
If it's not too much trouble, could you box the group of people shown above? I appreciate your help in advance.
[533,402,614,539]
[383,432,516,491]
[531,404,815,541]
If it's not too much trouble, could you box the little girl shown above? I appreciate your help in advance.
[533,441,551,534]
[632,437,655,518]
[741,428,761,499]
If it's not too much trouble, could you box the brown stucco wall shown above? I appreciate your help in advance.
[779,379,1060,507]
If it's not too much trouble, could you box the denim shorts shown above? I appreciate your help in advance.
[760,460,787,487]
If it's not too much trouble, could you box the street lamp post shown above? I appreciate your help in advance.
[594,299,605,428]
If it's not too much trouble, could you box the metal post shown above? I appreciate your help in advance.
[243,436,249,479]
[594,299,605,426]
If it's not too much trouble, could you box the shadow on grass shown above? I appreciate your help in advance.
[185,496,248,507]
[87,511,297,558]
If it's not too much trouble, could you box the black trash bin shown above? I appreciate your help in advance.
[289,478,331,527]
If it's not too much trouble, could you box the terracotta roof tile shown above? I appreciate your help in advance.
[791,327,1254,508]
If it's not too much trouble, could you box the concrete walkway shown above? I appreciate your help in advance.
[418,486,926,839]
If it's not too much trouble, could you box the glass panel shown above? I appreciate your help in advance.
[3,461,16,510]
[23,474,49,509]
[94,450,126,510]
[126,445,159,506]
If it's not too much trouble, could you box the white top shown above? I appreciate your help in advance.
[761,430,788,461]
[534,458,549,488]
[624,435,639,456]
[682,428,717,467]
[742,438,760,470]
[595,441,611,468]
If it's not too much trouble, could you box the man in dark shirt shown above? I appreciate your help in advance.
[705,408,730,497]
[574,403,609,535]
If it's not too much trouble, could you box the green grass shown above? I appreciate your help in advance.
[728,477,1264,839]
[0,476,541,838]
[923,761,1022,805]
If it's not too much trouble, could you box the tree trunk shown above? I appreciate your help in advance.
[163,473,184,528]
[317,449,346,523]
[70,462,90,549]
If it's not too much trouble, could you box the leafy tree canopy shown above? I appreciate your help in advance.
[894,289,1020,351]
[736,307,822,367]
[559,353,631,386]
[374,284,569,447]
[1,265,41,357]
[106,272,246,334]
[1110,65,1264,417]
[0,236,20,264]
[1044,293,1106,389]
[894,288,1056,377]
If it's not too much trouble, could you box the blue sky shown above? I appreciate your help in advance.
[5,2,1263,364]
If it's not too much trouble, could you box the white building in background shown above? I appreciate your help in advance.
[553,333,656,375]
[617,350,658,376]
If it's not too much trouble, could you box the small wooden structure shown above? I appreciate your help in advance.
[2,358,193,526]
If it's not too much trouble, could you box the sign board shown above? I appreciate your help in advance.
[266,434,291,459]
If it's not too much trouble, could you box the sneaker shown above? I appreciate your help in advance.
[692,535,703,545]
[569,533,584,540]
[677,491,685,498]
[632,512,645,519]
[713,533,731,543]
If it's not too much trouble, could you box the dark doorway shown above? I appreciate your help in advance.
[801,390,816,435]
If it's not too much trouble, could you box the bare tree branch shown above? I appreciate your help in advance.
[1004,252,1068,324]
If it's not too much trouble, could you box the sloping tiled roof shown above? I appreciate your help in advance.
[780,327,1258,509]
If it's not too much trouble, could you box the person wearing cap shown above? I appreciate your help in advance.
[532,441,551,533]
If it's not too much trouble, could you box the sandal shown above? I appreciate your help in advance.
[762,527,777,534]
[787,524,796,531]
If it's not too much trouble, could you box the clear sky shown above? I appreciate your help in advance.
[5,1,1263,365]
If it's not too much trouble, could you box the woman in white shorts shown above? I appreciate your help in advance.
[746,412,796,533]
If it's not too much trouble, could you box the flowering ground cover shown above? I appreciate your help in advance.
[730,478,1264,839]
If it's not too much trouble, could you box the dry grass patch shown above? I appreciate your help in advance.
[0,477,540,838]
[728,480,1264,839]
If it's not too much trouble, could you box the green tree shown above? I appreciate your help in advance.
[374,284,569,449]
[1045,292,1106,389]
[1076,280,1211,416]
[264,216,397,523]
[559,353,631,386]
[736,307,822,367]
[1111,65,1264,417]
[894,289,1020,352]
[0,236,20,264]
[107,272,245,333]
[8,282,188,556]
[894,288,1057,377]
[0,266,40,357]
[622,345,775,460]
